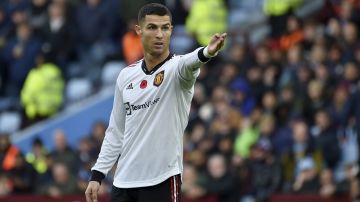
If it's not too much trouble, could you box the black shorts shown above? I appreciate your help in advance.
[110,174,181,202]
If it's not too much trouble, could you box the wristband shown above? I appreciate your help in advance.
[90,170,105,184]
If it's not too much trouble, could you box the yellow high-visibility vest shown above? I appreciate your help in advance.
[21,63,64,119]
[263,0,303,16]
[186,0,227,46]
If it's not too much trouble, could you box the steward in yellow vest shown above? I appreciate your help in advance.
[186,0,228,46]
[21,62,64,120]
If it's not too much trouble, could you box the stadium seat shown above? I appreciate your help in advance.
[65,78,93,103]
[101,61,126,86]
[0,111,21,133]
[0,97,13,112]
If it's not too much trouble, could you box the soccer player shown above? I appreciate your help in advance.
[85,3,226,202]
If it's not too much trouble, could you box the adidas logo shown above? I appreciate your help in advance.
[126,83,133,90]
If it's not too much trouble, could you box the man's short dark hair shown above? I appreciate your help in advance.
[137,3,172,24]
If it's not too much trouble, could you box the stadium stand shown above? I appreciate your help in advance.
[0,0,359,201]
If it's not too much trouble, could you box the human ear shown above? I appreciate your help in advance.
[135,25,142,35]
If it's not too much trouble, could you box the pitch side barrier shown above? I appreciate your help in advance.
[10,87,114,153]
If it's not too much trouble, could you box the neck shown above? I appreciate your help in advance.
[144,50,170,71]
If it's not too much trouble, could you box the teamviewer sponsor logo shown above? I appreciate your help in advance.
[124,102,131,115]
[124,98,160,116]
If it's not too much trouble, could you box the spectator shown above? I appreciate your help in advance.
[38,162,79,197]
[262,65,279,92]
[341,22,359,61]
[50,129,78,175]
[27,0,49,35]
[7,7,28,42]
[292,157,320,193]
[230,78,256,117]
[182,163,218,202]
[76,0,115,77]
[311,109,341,170]
[209,99,242,137]
[263,0,303,38]
[281,120,323,191]
[40,1,74,73]
[328,83,349,125]
[7,152,36,194]
[233,107,262,159]
[279,15,304,50]
[2,22,41,97]
[202,153,239,202]
[261,91,277,114]
[25,137,48,174]
[77,137,109,195]
[88,120,106,155]
[122,19,143,65]
[341,61,360,94]
[246,139,281,202]
[0,134,20,172]
[246,65,265,101]
[302,79,328,124]
[20,53,64,127]
[224,44,251,76]
[217,63,239,87]
[341,88,360,171]
[185,0,227,46]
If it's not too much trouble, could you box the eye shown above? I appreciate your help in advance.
[147,25,157,30]
[162,26,170,31]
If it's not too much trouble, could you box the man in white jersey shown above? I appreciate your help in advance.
[85,3,226,202]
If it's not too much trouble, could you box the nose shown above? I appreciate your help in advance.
[155,28,163,39]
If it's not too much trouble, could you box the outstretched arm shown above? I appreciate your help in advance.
[177,33,227,90]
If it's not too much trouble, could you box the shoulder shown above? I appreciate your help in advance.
[116,59,142,85]
[120,59,142,75]
[125,59,143,69]
[167,54,182,64]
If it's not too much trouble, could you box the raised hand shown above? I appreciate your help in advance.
[207,33,227,56]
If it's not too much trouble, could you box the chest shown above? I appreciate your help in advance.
[122,67,174,104]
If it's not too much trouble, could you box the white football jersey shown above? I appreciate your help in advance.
[92,48,209,188]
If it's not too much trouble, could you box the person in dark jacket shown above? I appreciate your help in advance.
[2,22,41,97]
[247,139,281,202]
[202,153,239,202]
[40,2,74,74]
[311,109,341,170]
[342,89,360,154]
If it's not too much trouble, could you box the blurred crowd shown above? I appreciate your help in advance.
[0,0,360,202]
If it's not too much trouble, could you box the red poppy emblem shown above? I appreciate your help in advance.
[140,80,147,89]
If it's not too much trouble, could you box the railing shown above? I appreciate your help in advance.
[0,194,108,202]
[0,194,351,202]
[10,87,114,153]
[270,194,351,202]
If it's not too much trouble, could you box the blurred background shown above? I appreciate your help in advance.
[0,0,360,201]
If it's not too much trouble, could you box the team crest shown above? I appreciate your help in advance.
[153,70,165,87]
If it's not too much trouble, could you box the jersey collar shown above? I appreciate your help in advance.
[141,53,173,75]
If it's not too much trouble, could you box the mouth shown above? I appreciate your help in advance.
[154,42,164,48]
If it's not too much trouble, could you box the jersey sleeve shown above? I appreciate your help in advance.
[177,47,210,90]
[91,74,126,181]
